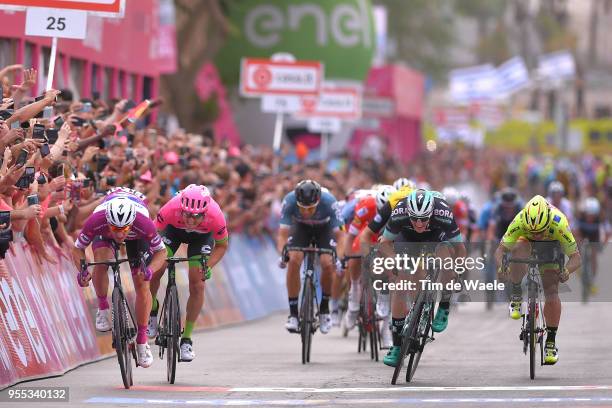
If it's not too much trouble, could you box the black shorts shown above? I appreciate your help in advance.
[160,225,215,258]
[287,223,336,251]
[92,236,152,270]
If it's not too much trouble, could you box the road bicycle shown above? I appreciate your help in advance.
[284,244,336,364]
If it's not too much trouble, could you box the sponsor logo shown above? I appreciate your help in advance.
[553,215,561,223]
[356,207,367,217]
[440,201,449,208]
[217,226,226,235]
[201,244,212,255]
[373,214,382,223]
[391,207,407,216]
[162,236,172,245]
[330,239,337,247]
[433,209,453,218]
[156,213,164,223]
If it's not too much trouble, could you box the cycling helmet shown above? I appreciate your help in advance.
[106,196,137,227]
[108,186,146,203]
[406,189,435,218]
[500,187,518,203]
[180,184,211,214]
[523,195,551,233]
[295,180,321,207]
[442,186,459,205]
[393,177,414,190]
[548,181,565,195]
[584,197,600,216]
[375,185,395,210]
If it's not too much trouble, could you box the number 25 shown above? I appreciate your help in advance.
[46,17,66,31]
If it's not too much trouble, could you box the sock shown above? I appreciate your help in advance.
[546,326,557,344]
[136,324,147,344]
[182,320,195,339]
[391,317,404,347]
[438,301,450,310]
[97,296,109,310]
[288,297,299,317]
[330,298,339,313]
[151,297,159,315]
[320,294,330,314]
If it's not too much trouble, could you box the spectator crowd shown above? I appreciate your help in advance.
[0,62,610,266]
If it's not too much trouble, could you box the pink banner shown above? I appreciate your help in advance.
[0,244,100,389]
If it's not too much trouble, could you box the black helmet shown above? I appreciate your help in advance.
[500,187,518,203]
[295,180,321,207]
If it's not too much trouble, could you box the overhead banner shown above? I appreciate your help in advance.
[216,0,376,83]
[0,0,125,16]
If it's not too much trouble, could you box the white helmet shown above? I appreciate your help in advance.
[584,197,600,216]
[106,196,137,228]
[375,185,395,210]
[393,177,414,190]
[406,189,435,218]
[442,186,459,205]
[109,186,146,202]
[548,181,565,195]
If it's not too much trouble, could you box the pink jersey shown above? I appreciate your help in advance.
[75,199,165,251]
[154,195,229,242]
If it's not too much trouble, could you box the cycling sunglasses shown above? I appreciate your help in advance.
[409,216,430,223]
[182,211,204,219]
[109,224,131,233]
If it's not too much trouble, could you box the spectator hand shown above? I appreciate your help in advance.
[10,68,36,94]
[43,89,61,104]
[82,146,99,163]
[25,204,42,219]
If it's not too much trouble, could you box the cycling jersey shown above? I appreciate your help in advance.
[155,195,228,242]
[368,185,414,234]
[547,196,574,227]
[501,206,578,255]
[75,198,164,252]
[280,190,343,228]
[348,196,377,236]
[383,195,462,243]
[576,213,611,243]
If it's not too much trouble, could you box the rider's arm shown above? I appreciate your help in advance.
[277,225,290,254]
[208,238,228,269]
[71,245,86,270]
[565,250,581,275]
[148,245,167,274]
[334,227,345,260]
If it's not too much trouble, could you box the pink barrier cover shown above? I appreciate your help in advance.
[0,244,100,389]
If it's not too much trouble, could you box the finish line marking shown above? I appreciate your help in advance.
[86,396,612,405]
[124,385,612,393]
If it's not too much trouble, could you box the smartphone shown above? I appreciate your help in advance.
[37,174,47,185]
[71,117,86,127]
[82,178,91,188]
[70,183,81,203]
[125,148,134,161]
[53,116,64,129]
[34,95,45,102]
[159,181,168,196]
[96,155,110,173]
[20,121,30,129]
[33,125,45,140]
[45,129,58,145]
[15,167,34,189]
[106,176,117,187]
[82,102,92,113]
[10,121,20,130]
[40,143,50,158]
[0,211,10,228]
[0,110,13,120]
[27,194,39,206]
[15,149,28,167]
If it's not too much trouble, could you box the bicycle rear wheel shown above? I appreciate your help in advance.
[112,288,132,389]
[529,299,536,380]
[166,286,181,383]
[301,279,313,364]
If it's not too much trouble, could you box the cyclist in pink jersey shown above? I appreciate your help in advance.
[72,195,167,368]
[148,184,229,361]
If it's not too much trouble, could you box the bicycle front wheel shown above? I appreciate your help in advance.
[301,279,313,364]
[112,288,132,389]
[166,285,181,383]
[529,299,536,380]
[407,303,433,382]
[392,301,423,385]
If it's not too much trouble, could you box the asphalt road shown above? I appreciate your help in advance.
[4,297,612,408]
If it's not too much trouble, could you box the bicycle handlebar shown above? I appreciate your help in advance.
[283,246,337,260]
[165,255,209,281]
[85,259,130,267]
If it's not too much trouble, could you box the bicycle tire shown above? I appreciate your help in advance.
[407,303,433,382]
[167,286,180,383]
[301,278,313,365]
[112,288,131,389]
[529,299,536,380]
[391,301,423,385]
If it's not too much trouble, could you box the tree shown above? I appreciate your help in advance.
[159,0,235,132]
[375,0,457,80]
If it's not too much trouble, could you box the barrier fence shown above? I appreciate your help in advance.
[0,234,286,389]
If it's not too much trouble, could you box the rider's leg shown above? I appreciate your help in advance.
[287,250,304,317]
[542,269,561,363]
[183,264,205,337]
[320,253,334,314]
[91,243,113,331]
[432,243,455,332]
[347,258,362,310]
[507,239,530,319]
